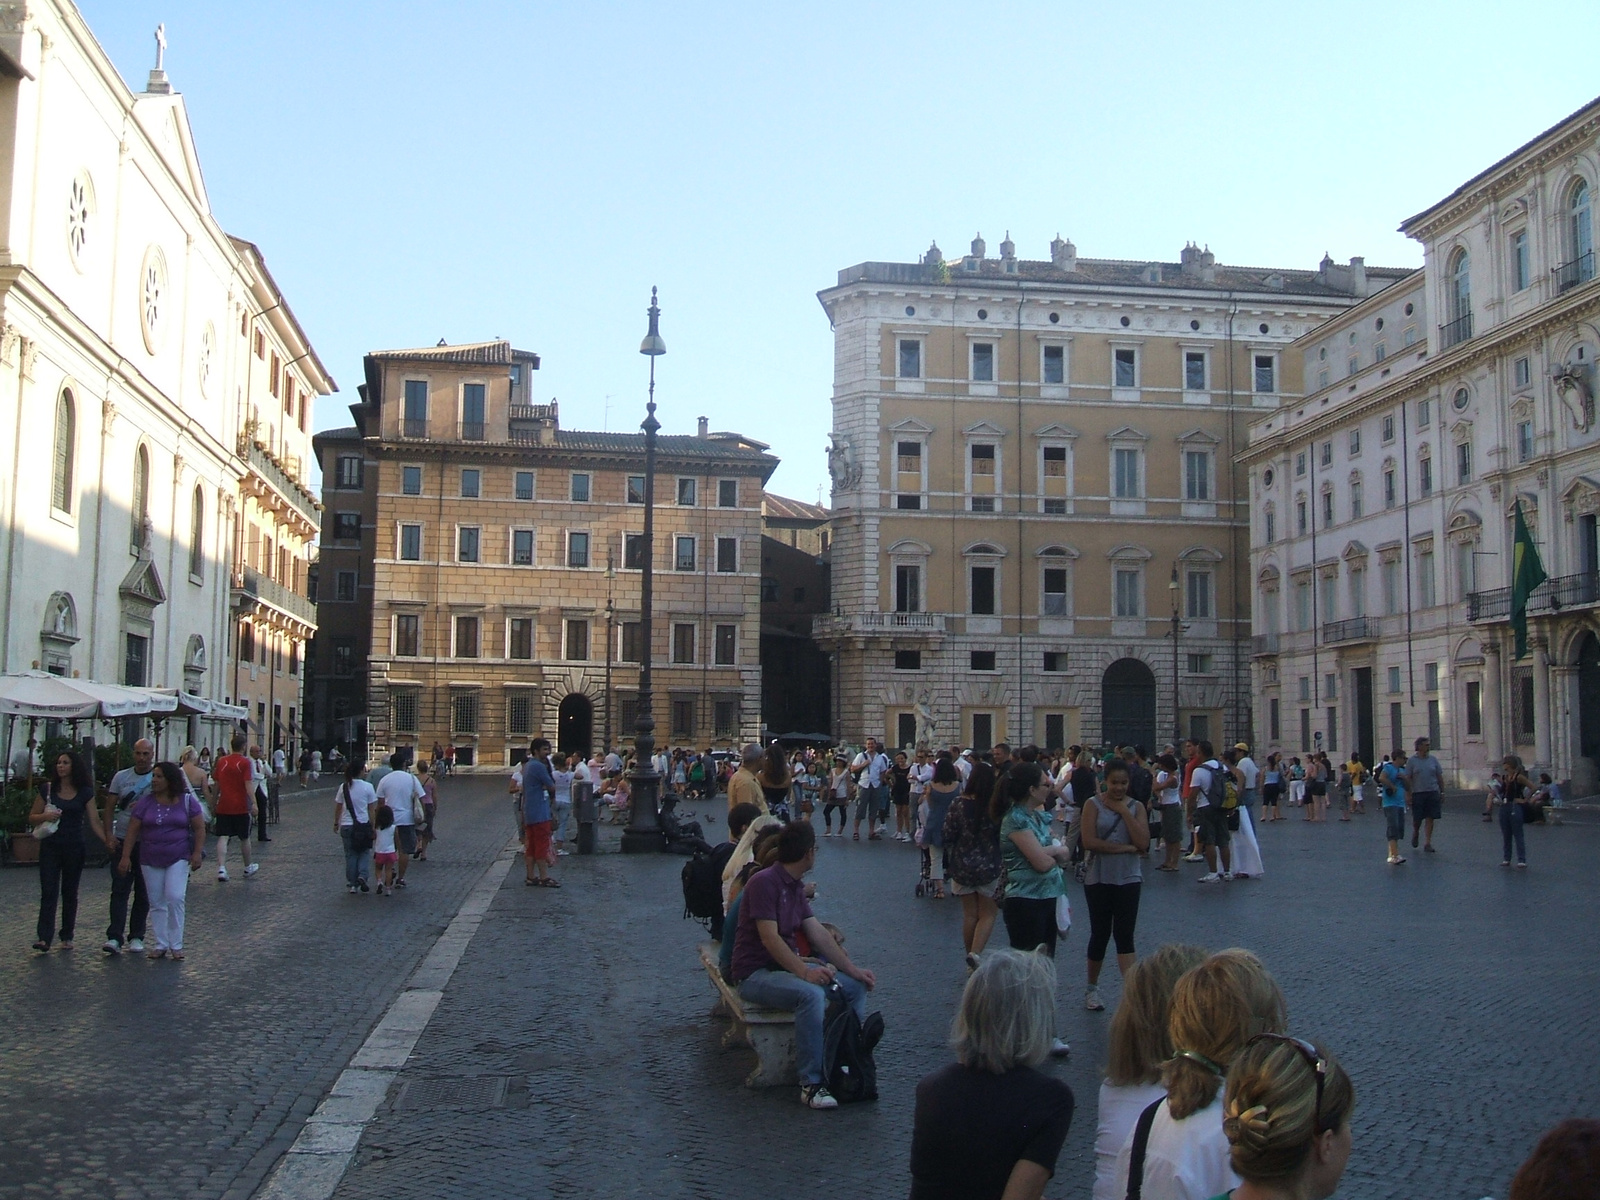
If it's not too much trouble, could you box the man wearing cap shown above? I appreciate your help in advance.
[727,744,768,817]
[1233,742,1259,820]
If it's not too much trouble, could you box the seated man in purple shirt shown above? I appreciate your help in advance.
[729,821,877,1109]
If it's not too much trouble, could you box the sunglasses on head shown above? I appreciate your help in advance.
[1247,1033,1328,1133]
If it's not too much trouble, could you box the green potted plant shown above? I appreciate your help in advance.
[1,777,40,865]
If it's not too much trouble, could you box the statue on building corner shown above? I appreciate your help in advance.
[1552,361,1595,432]
[827,432,860,491]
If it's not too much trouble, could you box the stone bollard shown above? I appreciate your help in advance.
[575,781,597,854]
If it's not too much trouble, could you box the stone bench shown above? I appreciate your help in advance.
[698,942,796,1088]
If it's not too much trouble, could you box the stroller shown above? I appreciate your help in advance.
[913,796,936,897]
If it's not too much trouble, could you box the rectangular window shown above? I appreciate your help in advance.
[1387,665,1402,694]
[971,713,994,752]
[621,621,643,663]
[1043,445,1066,477]
[399,524,422,561]
[1301,708,1312,752]
[1418,398,1432,430]
[1269,697,1280,741]
[335,456,363,489]
[1349,430,1361,456]
[460,469,480,498]
[1418,550,1436,607]
[1188,653,1214,674]
[512,529,534,565]
[1322,490,1334,525]
[970,566,996,614]
[1043,568,1068,615]
[567,531,590,568]
[714,623,736,665]
[1043,499,1065,514]
[403,380,428,435]
[716,537,738,573]
[1326,706,1338,752]
[570,473,591,502]
[1456,441,1471,484]
[455,615,480,658]
[1186,570,1213,619]
[1318,369,1331,390]
[393,692,420,733]
[970,444,995,475]
[402,465,423,495]
[1042,343,1065,384]
[1184,352,1206,391]
[460,383,485,439]
[894,649,922,671]
[1427,699,1441,747]
[1350,482,1363,519]
[1384,469,1397,510]
[677,477,697,506]
[335,570,357,602]
[1382,560,1401,615]
[1320,441,1333,468]
[1296,452,1307,478]
[626,475,646,505]
[1515,357,1532,387]
[1512,230,1530,291]
[452,691,479,735]
[1319,573,1337,622]
[1190,714,1211,742]
[675,536,696,571]
[1466,681,1483,735]
[624,533,645,570]
[899,339,921,379]
[718,479,738,507]
[1113,448,1140,498]
[672,622,696,663]
[897,441,923,474]
[508,618,533,660]
[970,650,997,672]
[1424,661,1440,691]
[1382,415,1395,443]
[971,342,994,382]
[715,700,737,739]
[1348,355,1360,375]
[1456,541,1476,599]
[565,619,589,661]
[1295,581,1312,630]
[335,512,361,542]
[1114,348,1136,388]
[1114,568,1141,617]
[1296,501,1307,536]
[1374,343,1387,363]
[1254,355,1275,393]
[1044,713,1066,749]
[970,497,996,513]
[1265,509,1276,542]
[1419,455,1433,497]
[514,471,534,500]
[1349,568,1366,617]
[270,353,281,398]
[1043,652,1066,673]
[507,692,534,736]
[897,494,922,510]
[895,564,921,613]
[1184,451,1210,501]
[457,526,480,563]
[1517,420,1534,462]
[671,699,695,740]
[1298,676,1311,703]
[395,614,419,657]
[1514,669,1535,741]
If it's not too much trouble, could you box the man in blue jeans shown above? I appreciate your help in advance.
[731,821,877,1108]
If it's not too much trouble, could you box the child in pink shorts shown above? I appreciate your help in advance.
[371,800,397,895]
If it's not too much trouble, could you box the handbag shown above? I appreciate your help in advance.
[343,786,374,852]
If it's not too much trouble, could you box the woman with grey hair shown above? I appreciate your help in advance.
[909,950,1076,1200]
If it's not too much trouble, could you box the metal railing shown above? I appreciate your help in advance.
[236,566,317,625]
[1556,251,1595,293]
[1439,313,1474,350]
[241,441,320,526]
[402,418,428,439]
[813,611,947,636]
[1468,572,1600,622]
[509,404,557,422]
[458,421,485,442]
[1251,633,1280,656]
[1322,617,1378,643]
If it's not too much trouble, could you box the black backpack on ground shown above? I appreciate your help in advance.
[682,842,732,921]
[822,982,884,1103]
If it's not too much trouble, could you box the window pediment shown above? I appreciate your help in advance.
[1106,425,1149,444]
[885,538,933,556]
[1034,422,1078,440]
[1177,428,1221,446]
[1036,544,1079,559]
[889,417,934,435]
[1342,540,1370,561]
[962,541,1006,558]
[1106,543,1152,561]
[964,421,1007,438]
[1179,545,1223,562]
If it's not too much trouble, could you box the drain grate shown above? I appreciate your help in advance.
[396,1076,509,1110]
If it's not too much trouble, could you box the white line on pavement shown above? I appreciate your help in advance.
[252,840,519,1200]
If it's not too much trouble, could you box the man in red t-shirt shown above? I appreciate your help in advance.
[212,732,259,881]
[1180,739,1203,861]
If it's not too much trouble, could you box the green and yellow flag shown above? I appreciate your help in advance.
[1511,499,1547,659]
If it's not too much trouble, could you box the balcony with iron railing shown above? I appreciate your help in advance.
[234,565,317,626]
[401,418,428,439]
[1439,312,1474,350]
[1322,617,1379,644]
[458,420,486,442]
[1557,251,1595,293]
[1469,572,1600,622]
[239,439,320,527]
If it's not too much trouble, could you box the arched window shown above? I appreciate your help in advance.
[131,445,150,555]
[52,389,74,513]
[189,484,205,578]
[1449,250,1470,323]
[1570,180,1594,283]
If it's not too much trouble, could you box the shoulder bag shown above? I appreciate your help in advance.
[1124,1096,1166,1200]
[343,786,374,852]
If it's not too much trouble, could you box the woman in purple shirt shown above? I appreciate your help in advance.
[117,762,205,960]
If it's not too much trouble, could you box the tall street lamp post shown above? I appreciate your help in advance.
[622,287,666,853]
[604,551,615,756]
[1169,565,1182,746]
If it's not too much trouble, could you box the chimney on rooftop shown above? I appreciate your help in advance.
[697,415,709,438]
[1050,234,1077,272]
[971,232,986,259]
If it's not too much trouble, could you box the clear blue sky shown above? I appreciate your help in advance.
[81,1,1596,502]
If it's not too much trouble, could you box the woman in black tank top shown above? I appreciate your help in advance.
[29,750,109,952]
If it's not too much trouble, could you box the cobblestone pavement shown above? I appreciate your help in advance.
[0,773,518,1200]
[319,794,1600,1200]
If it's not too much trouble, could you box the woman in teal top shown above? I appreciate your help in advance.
[997,762,1073,1057]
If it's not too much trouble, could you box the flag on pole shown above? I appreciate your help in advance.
[1510,499,1547,660]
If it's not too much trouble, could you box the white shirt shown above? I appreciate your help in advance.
[852,751,888,787]
[1236,755,1259,790]
[1189,762,1219,808]
[1113,1095,1238,1200]
[552,770,575,804]
[1155,770,1181,807]
[272,748,286,774]
[606,752,624,774]
[374,824,397,855]
[509,766,523,793]
[909,762,934,795]
[377,770,424,826]
[1094,1081,1167,1200]
[574,760,592,784]
[337,779,376,826]
[955,756,973,783]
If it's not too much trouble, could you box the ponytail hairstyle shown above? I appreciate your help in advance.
[1164,949,1287,1119]
[339,758,365,805]
[995,762,1044,825]
[1222,1035,1354,1184]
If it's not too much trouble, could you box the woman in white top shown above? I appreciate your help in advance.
[1216,1033,1354,1200]
[332,760,377,894]
[551,755,576,855]
[1093,944,1208,1200]
[1114,949,1287,1200]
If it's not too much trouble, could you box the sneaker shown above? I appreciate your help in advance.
[965,952,981,973]
[348,884,358,893]
[245,862,260,877]
[395,878,407,888]
[800,1084,839,1109]
[1516,861,1528,869]
[556,849,570,856]
[1198,872,1222,884]
[127,939,144,953]
[1050,1038,1071,1057]
[1501,859,1511,867]
[1085,987,1104,1011]
[357,879,370,893]
[217,868,229,882]
[1183,853,1205,862]
[1222,872,1234,881]
[1424,845,1436,854]
[1393,856,1407,865]
[1482,813,1493,822]
[102,939,121,956]
[1387,855,1399,864]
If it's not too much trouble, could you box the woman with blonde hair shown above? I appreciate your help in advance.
[1093,944,1209,1200]
[1217,1034,1354,1200]
[720,812,782,909]
[909,949,1075,1200]
[1114,949,1288,1200]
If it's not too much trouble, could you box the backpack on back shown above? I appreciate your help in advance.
[822,982,884,1103]
[681,843,728,920]
[1204,763,1233,811]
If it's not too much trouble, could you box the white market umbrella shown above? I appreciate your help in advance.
[0,671,148,719]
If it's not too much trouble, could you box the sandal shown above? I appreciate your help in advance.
[853,832,860,841]
[31,940,49,953]
[930,885,945,899]
[149,950,168,960]
[542,878,561,888]
[169,951,185,961]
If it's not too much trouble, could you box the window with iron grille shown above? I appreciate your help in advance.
[672,698,695,739]
[714,700,736,738]
[515,471,534,500]
[392,691,420,733]
[624,533,645,569]
[452,691,479,734]
[675,536,696,571]
[507,693,534,736]
[512,529,534,565]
